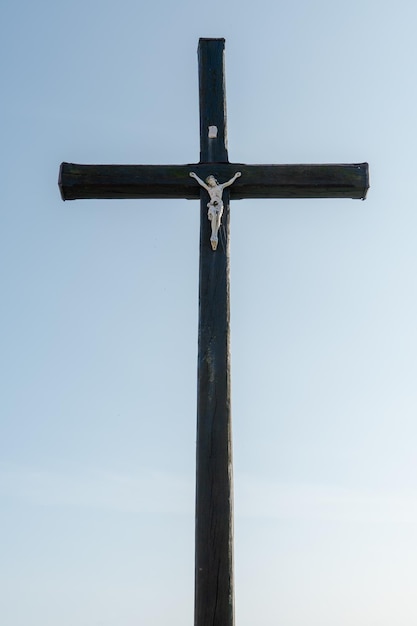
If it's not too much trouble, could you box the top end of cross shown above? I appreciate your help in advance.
[198,38,229,163]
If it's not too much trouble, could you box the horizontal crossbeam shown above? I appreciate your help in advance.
[59,162,369,201]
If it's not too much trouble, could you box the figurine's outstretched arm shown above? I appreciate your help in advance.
[221,171,242,189]
[189,171,210,192]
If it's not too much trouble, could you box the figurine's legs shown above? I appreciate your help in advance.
[207,202,223,251]
[210,220,219,250]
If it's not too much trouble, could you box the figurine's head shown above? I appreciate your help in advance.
[205,175,217,187]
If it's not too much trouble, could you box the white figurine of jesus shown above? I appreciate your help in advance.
[190,171,242,250]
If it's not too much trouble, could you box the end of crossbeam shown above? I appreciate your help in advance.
[361,162,370,200]
[58,162,70,201]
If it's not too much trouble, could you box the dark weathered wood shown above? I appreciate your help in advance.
[58,36,369,626]
[59,162,369,201]
[198,38,228,163]
[195,38,233,626]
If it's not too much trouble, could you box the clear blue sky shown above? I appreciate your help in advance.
[2,1,417,624]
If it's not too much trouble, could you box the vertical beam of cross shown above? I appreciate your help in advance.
[194,38,234,626]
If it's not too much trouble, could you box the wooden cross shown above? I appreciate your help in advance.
[59,38,369,626]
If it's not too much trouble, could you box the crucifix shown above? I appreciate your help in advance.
[59,38,369,626]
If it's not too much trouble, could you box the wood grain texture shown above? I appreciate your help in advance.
[59,162,369,201]
[198,38,228,163]
[195,38,234,626]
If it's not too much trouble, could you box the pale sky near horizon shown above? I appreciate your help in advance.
[2,1,417,625]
